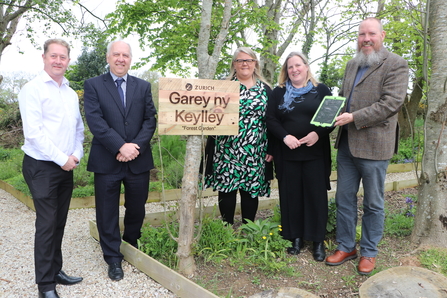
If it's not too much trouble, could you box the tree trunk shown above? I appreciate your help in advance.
[411,0,447,248]
[176,0,232,275]
[398,77,424,139]
[176,135,201,275]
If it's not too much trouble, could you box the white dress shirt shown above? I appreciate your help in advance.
[19,71,84,167]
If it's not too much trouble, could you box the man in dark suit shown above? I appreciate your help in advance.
[325,18,409,275]
[84,40,157,281]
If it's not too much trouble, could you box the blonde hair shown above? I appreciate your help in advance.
[277,51,318,88]
[227,47,271,88]
[43,39,70,57]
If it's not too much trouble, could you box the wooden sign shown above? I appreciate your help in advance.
[158,78,240,135]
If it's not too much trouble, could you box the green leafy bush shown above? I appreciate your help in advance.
[0,148,22,180]
[390,136,423,164]
[196,215,238,263]
[239,218,290,260]
[5,174,30,196]
[72,185,95,198]
[384,195,416,237]
[138,221,179,268]
[152,135,186,189]
[138,216,296,276]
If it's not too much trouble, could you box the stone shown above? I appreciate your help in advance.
[359,266,447,297]
[248,287,319,298]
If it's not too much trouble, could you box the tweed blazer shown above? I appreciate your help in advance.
[84,72,157,174]
[335,47,409,160]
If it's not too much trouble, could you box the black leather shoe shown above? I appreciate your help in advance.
[108,262,124,281]
[38,289,60,298]
[287,238,304,255]
[313,242,326,262]
[55,270,83,285]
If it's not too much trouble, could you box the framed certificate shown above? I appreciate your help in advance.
[310,96,346,127]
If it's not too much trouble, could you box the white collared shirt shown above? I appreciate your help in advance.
[19,70,84,166]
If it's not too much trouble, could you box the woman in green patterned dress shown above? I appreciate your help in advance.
[205,47,273,225]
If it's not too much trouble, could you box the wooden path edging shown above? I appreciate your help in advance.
[89,219,219,298]
[0,179,418,214]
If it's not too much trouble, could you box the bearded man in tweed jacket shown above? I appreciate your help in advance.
[325,17,409,275]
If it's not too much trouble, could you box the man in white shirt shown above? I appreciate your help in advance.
[19,39,85,298]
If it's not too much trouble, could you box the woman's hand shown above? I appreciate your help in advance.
[283,135,301,150]
[299,131,319,147]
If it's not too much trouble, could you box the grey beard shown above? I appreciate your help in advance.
[354,50,381,67]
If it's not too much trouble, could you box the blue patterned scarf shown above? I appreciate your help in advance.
[279,80,314,111]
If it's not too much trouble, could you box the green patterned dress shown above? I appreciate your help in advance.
[205,79,271,198]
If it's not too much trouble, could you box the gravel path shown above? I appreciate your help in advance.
[0,170,417,298]
[0,190,177,298]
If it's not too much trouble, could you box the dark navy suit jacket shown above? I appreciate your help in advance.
[84,72,157,174]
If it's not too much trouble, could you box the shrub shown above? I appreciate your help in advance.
[0,148,22,180]
[196,215,237,263]
[152,135,186,189]
[390,135,423,164]
[72,185,95,198]
[5,174,30,196]
[384,195,417,237]
[138,221,179,268]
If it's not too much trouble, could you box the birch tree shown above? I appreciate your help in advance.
[411,0,447,248]
[175,0,233,275]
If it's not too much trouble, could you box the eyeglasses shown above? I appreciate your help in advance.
[235,59,257,65]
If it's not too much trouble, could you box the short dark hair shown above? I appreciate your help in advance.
[43,39,70,57]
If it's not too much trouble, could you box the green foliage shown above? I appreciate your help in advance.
[419,249,447,276]
[5,174,30,196]
[326,197,337,234]
[0,0,107,58]
[138,216,296,276]
[390,136,424,164]
[270,204,281,224]
[106,0,293,79]
[384,214,413,237]
[107,0,205,76]
[73,153,93,188]
[152,135,186,189]
[196,216,237,263]
[138,221,179,268]
[355,225,362,243]
[65,40,109,91]
[318,53,353,91]
[0,79,24,147]
[71,185,95,198]
[238,218,289,261]
[384,194,417,237]
[0,148,23,180]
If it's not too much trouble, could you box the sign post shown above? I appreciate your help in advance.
[158,78,240,135]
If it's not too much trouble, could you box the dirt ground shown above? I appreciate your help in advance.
[191,187,420,298]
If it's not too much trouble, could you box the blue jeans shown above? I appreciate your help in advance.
[335,133,389,257]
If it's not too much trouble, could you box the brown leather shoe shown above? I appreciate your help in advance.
[325,249,357,266]
[358,256,376,275]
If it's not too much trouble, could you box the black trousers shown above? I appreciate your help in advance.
[22,154,73,292]
[94,166,150,264]
[218,189,259,224]
[278,158,328,242]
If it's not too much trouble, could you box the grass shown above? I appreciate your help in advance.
[419,248,447,276]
